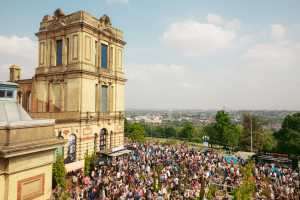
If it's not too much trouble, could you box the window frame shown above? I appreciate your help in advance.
[101,85,108,112]
[0,89,14,98]
[100,43,108,69]
[56,39,63,66]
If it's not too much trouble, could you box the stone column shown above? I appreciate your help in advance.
[109,45,113,72]
[95,84,99,113]
[50,39,55,66]
[60,82,65,112]
[62,37,67,66]
[109,85,113,113]
[48,82,52,112]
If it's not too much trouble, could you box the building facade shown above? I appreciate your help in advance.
[10,9,127,163]
[0,81,65,200]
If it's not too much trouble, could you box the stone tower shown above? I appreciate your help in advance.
[29,9,126,162]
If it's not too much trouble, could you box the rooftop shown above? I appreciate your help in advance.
[0,81,54,128]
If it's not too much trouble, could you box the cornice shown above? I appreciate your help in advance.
[36,21,126,46]
[34,69,127,82]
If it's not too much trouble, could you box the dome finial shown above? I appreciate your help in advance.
[54,8,65,18]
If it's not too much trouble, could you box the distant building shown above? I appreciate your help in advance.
[0,81,64,200]
[9,8,127,167]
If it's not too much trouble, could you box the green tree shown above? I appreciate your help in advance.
[124,118,129,136]
[275,113,300,155]
[154,126,165,138]
[233,161,256,200]
[224,125,241,149]
[215,110,232,146]
[262,131,277,152]
[204,124,218,147]
[164,127,177,138]
[210,110,241,148]
[206,185,217,200]
[128,123,146,142]
[84,152,91,176]
[52,155,66,189]
[178,122,194,139]
[240,113,265,152]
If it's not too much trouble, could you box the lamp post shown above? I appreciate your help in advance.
[250,117,253,152]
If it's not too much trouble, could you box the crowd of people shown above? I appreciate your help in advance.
[52,142,299,200]
[255,162,299,199]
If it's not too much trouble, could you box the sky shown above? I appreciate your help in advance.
[0,0,300,110]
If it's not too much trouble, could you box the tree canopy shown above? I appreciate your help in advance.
[178,122,194,139]
[275,113,300,155]
[52,155,66,189]
[204,110,241,149]
[127,123,146,142]
[240,113,266,152]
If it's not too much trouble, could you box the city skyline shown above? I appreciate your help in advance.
[0,0,300,110]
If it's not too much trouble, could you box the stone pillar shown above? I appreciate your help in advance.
[48,83,52,112]
[109,45,113,72]
[50,39,55,66]
[109,85,113,112]
[95,84,99,112]
[60,82,65,112]
[62,37,67,66]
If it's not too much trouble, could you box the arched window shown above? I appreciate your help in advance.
[99,128,107,151]
[66,134,76,163]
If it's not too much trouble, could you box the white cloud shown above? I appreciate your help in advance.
[206,13,224,25]
[128,22,300,110]
[126,53,300,110]
[226,19,241,31]
[0,35,37,81]
[106,0,128,5]
[243,41,300,69]
[271,24,287,40]
[162,19,236,56]
[206,13,241,30]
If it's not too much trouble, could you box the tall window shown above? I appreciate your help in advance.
[101,43,108,69]
[101,85,108,112]
[56,40,63,65]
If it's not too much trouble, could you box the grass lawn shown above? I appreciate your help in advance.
[145,137,205,151]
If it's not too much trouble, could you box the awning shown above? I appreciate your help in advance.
[108,149,132,157]
[65,160,84,172]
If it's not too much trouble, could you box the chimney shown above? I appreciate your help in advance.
[9,64,21,82]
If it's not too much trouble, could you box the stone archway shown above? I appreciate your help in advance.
[66,134,76,163]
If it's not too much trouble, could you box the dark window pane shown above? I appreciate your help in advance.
[6,91,13,98]
[0,90,5,97]
[56,40,63,65]
[101,44,108,69]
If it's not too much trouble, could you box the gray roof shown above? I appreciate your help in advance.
[0,81,18,87]
[0,101,54,128]
[0,81,54,128]
[0,101,31,122]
